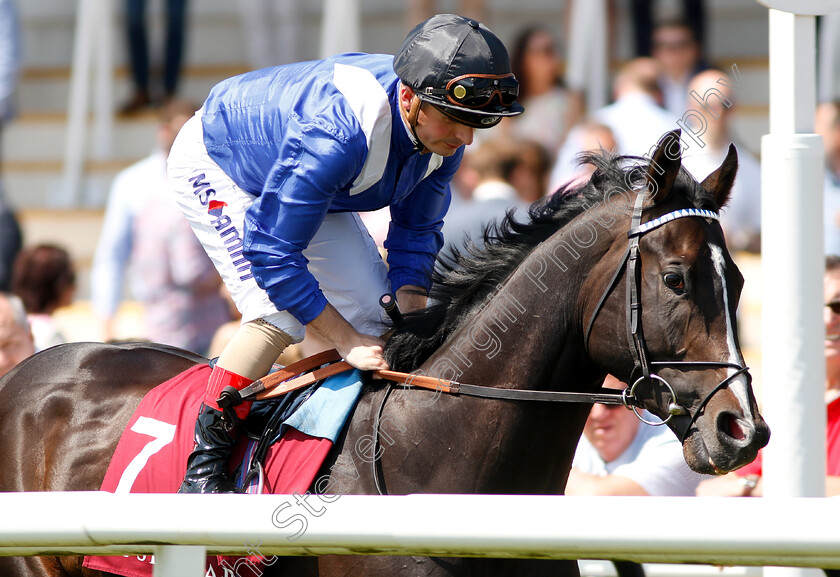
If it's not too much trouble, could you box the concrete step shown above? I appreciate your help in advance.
[15,0,769,72]
[2,161,128,209]
[17,64,249,113]
[2,0,773,212]
[4,112,157,161]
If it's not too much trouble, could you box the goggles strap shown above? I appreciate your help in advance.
[408,94,422,126]
[407,95,430,154]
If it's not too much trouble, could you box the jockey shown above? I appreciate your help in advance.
[168,13,523,494]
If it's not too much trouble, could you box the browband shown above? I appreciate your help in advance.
[628,208,719,238]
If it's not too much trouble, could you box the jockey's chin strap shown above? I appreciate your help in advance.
[406,95,431,154]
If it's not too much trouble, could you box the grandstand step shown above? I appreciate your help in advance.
[5,0,775,213]
[3,169,122,209]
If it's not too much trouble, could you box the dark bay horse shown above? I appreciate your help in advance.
[0,133,769,577]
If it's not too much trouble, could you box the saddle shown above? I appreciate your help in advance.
[83,353,363,577]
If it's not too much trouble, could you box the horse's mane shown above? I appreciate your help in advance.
[383,150,721,372]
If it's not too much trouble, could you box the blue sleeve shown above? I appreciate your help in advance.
[384,151,460,292]
[243,114,365,325]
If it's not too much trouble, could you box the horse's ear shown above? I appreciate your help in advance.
[700,143,739,209]
[645,130,682,204]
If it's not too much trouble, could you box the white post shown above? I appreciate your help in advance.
[92,0,113,161]
[278,0,300,65]
[61,0,114,207]
[320,0,360,58]
[59,0,98,206]
[760,8,826,577]
[564,0,608,113]
[153,545,206,577]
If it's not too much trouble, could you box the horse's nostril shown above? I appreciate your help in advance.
[725,414,746,441]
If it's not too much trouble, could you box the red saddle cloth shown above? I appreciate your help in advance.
[83,363,333,577]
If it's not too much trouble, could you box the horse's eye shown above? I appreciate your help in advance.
[663,272,685,292]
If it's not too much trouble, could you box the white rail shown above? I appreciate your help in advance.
[1,492,838,574]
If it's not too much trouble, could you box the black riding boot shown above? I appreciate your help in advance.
[178,403,240,493]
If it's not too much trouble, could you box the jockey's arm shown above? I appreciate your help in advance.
[306,302,389,372]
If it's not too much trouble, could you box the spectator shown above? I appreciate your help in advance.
[817,101,840,258]
[11,244,76,352]
[681,69,761,254]
[566,374,711,496]
[548,120,616,191]
[819,12,840,103]
[651,19,707,117]
[442,137,526,253]
[0,0,20,127]
[91,99,231,354]
[0,0,22,292]
[631,0,706,59]
[0,192,21,292]
[0,291,34,378]
[119,0,189,115]
[509,138,552,203]
[504,25,577,157]
[696,255,840,500]
[553,58,674,182]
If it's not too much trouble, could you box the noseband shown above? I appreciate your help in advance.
[584,192,751,441]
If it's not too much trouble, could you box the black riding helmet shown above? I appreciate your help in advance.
[394,14,524,129]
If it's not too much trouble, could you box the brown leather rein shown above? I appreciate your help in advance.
[218,348,638,409]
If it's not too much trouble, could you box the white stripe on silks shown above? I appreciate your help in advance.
[710,243,754,419]
[423,153,443,179]
[333,63,392,196]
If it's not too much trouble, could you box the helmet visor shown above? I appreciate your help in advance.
[432,103,503,128]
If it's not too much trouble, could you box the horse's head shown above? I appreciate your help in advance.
[585,130,769,475]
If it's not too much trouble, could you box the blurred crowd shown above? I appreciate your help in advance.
[1,5,839,577]
[0,2,834,394]
[0,3,837,570]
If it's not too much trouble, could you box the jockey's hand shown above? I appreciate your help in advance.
[341,334,389,372]
[306,303,390,372]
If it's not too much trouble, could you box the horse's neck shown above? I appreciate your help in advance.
[423,220,611,389]
[373,218,619,495]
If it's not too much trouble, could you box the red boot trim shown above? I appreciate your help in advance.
[205,366,253,419]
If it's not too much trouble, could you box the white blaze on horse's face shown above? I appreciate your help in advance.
[709,242,754,420]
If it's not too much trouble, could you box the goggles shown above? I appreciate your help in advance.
[424,73,519,110]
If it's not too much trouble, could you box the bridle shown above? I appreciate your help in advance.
[583,191,751,441]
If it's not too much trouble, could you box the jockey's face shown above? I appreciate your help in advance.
[399,84,474,156]
[415,104,475,156]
